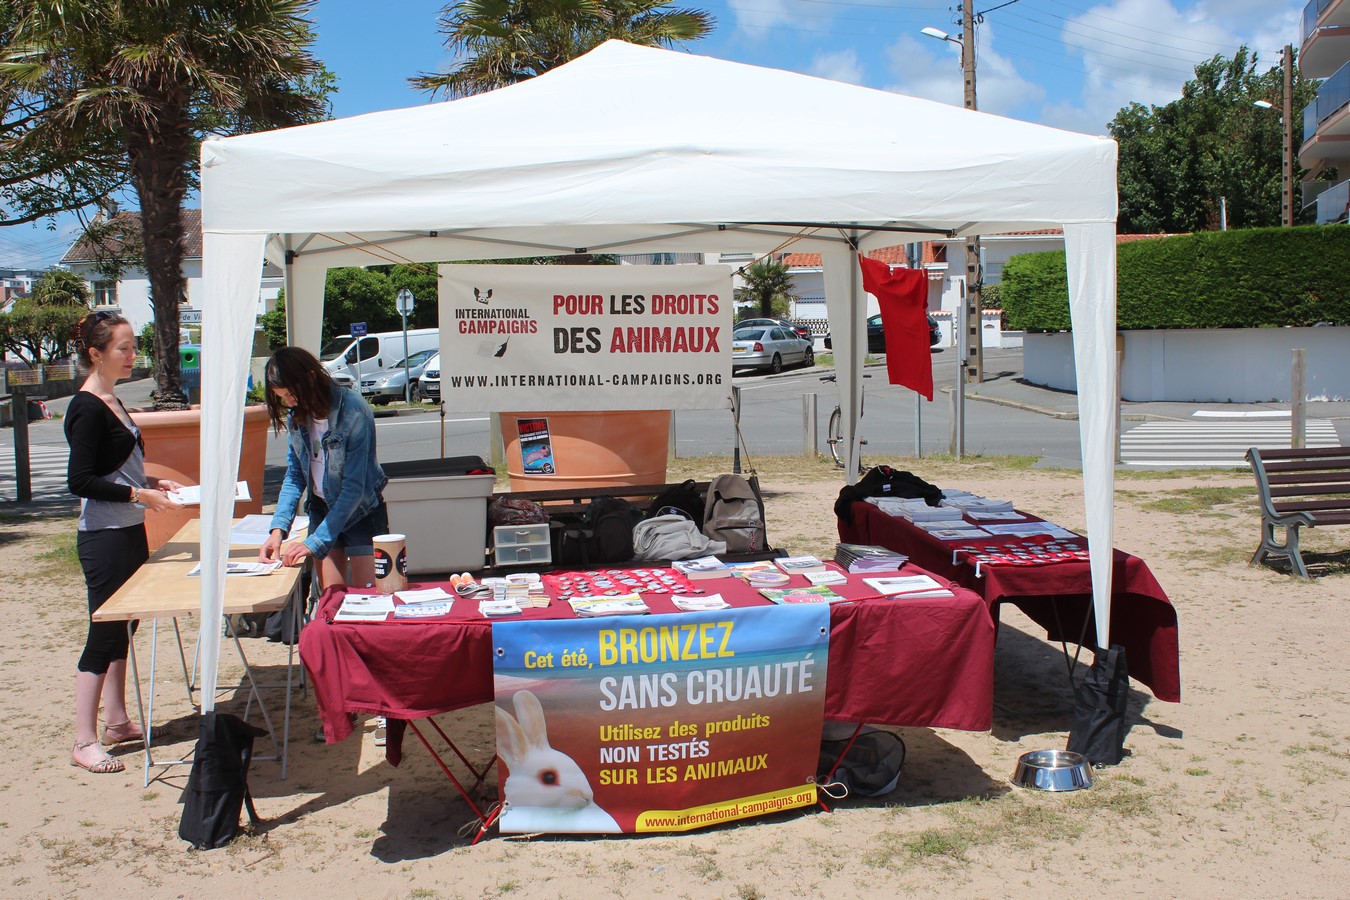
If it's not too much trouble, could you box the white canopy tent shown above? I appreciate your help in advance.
[196,40,1118,706]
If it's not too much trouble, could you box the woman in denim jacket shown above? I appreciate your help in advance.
[259,347,389,588]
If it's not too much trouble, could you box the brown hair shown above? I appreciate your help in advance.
[72,310,130,368]
[264,346,335,432]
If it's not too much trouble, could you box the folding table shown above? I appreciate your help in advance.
[91,518,305,785]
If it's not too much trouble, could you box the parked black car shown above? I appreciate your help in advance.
[824,313,941,352]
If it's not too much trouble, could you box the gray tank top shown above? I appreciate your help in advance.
[77,422,147,532]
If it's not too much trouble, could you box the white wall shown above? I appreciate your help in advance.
[1025,327,1350,402]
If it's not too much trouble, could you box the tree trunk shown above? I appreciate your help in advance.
[127,101,193,411]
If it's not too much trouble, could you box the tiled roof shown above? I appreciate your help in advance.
[783,245,919,269]
[61,209,203,263]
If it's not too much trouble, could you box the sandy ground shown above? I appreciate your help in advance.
[3,454,1349,898]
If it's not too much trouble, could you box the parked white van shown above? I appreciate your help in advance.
[318,328,439,388]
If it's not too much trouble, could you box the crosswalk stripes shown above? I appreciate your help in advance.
[1120,419,1341,467]
[0,441,72,503]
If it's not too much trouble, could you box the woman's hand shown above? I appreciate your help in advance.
[280,541,314,568]
[259,530,284,564]
[137,488,181,512]
[157,478,185,493]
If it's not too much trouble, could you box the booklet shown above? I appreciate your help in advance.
[187,560,280,577]
[671,556,732,579]
[393,601,453,618]
[804,569,848,586]
[333,592,395,623]
[775,555,826,575]
[168,480,250,507]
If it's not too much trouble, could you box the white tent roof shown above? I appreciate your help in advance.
[196,41,1119,707]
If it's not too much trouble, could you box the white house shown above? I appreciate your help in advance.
[60,208,281,335]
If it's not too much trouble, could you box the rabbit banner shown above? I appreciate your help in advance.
[492,605,830,834]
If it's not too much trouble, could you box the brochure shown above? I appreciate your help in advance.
[480,599,524,618]
[671,593,730,611]
[862,575,955,599]
[333,592,395,623]
[393,601,453,618]
[759,585,847,605]
[568,594,651,617]
[395,587,455,604]
[671,556,732,579]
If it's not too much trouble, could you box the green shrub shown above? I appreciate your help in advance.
[1001,226,1350,331]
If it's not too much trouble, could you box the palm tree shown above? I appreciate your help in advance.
[412,0,715,99]
[737,259,796,320]
[1,1,329,408]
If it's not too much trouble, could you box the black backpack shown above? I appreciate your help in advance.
[178,712,270,849]
[646,479,705,524]
[588,497,640,563]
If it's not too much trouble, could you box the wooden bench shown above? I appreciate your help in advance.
[1246,446,1350,578]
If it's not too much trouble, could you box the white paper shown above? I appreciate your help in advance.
[340,592,396,612]
[395,587,455,603]
[333,607,392,623]
[187,560,280,577]
[169,480,250,506]
[864,574,948,595]
[227,513,310,546]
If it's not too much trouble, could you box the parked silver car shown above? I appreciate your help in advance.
[359,347,438,404]
[731,326,814,374]
[418,353,441,402]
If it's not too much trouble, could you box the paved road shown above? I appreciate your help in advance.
[6,347,1348,506]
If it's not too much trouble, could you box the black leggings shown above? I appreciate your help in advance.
[76,524,148,674]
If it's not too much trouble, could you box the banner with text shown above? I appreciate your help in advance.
[492,605,829,834]
[438,264,732,410]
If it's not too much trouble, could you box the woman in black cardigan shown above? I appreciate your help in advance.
[65,312,182,774]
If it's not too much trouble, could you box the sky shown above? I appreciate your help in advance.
[0,0,1306,270]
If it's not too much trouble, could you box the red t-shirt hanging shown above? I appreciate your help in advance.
[858,253,933,400]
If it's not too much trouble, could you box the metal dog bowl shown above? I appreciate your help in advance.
[1010,750,1094,792]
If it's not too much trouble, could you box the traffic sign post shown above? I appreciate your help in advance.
[396,290,415,404]
[350,322,367,392]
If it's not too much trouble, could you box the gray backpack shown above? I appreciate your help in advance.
[703,474,766,553]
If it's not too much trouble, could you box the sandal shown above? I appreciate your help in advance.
[71,740,125,774]
[101,720,156,746]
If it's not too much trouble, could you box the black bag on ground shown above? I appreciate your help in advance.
[550,518,594,566]
[178,712,269,849]
[1066,644,1130,766]
[646,479,705,524]
[588,497,641,563]
[703,474,767,553]
[817,725,906,798]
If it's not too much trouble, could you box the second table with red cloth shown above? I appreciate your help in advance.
[299,561,997,761]
[838,500,1180,702]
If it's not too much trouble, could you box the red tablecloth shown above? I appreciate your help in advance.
[299,563,996,755]
[838,501,1180,702]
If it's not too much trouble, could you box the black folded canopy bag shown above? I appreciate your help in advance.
[1066,644,1130,766]
[178,711,269,849]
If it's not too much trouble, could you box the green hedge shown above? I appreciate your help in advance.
[1001,226,1350,330]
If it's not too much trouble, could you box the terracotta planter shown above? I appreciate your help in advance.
[129,404,270,552]
[501,410,671,492]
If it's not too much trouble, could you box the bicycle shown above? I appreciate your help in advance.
[822,373,870,470]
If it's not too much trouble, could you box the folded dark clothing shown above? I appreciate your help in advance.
[834,465,944,524]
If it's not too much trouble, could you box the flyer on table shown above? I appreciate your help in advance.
[492,605,829,834]
[438,264,733,411]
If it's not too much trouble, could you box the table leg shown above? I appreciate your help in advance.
[405,719,493,825]
[224,616,281,766]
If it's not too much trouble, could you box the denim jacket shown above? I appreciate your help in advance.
[269,385,388,558]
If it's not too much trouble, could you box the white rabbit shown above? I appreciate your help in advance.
[496,689,621,833]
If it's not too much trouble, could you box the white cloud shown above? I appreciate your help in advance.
[809,48,864,86]
[1037,0,1302,134]
[880,27,1043,117]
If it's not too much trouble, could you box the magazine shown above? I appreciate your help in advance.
[759,585,847,605]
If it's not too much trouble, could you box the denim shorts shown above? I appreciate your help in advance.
[306,495,388,557]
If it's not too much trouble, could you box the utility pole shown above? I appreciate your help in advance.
[962,0,984,383]
[1282,43,1295,228]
